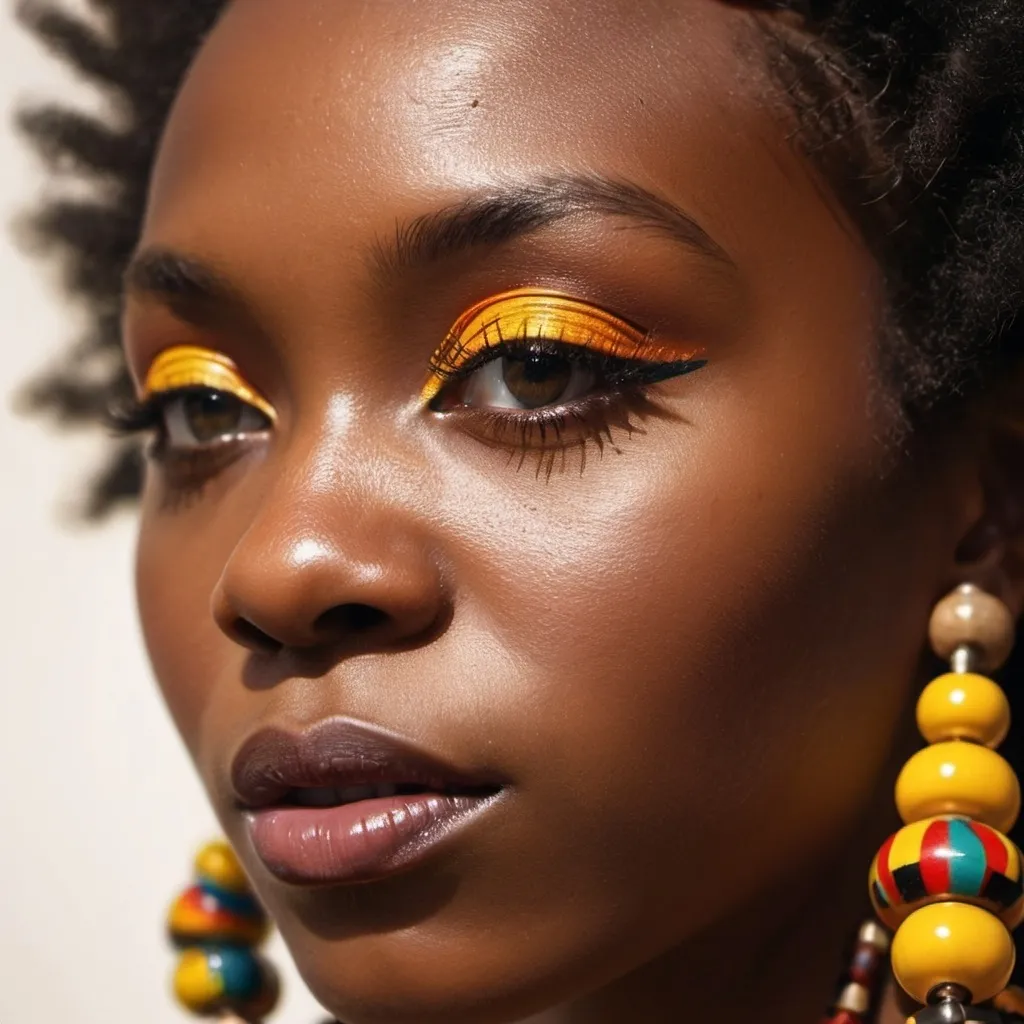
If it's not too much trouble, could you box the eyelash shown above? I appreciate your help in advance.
[109,390,261,507]
[429,333,705,477]
[118,316,706,502]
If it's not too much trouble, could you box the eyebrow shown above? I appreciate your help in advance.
[123,173,733,313]
[373,173,734,276]
[123,250,245,317]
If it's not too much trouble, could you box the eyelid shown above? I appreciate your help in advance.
[141,345,278,424]
[422,288,705,404]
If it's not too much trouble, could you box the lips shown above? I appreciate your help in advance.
[230,718,504,885]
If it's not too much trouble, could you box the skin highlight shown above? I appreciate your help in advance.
[116,1,1024,1022]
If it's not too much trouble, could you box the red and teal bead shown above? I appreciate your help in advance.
[169,841,279,1019]
[169,882,269,948]
[173,946,279,1018]
[869,815,1024,931]
[168,841,270,949]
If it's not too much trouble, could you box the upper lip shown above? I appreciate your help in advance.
[230,717,504,810]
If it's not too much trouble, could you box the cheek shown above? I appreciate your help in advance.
[135,487,242,760]
[433,411,935,933]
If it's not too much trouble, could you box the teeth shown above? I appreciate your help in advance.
[293,787,341,808]
[338,784,376,803]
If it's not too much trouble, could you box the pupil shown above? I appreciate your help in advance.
[184,391,243,442]
[502,352,572,408]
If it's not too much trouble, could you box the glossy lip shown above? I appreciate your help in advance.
[231,718,506,885]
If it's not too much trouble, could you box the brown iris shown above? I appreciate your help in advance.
[183,391,248,442]
[502,352,574,408]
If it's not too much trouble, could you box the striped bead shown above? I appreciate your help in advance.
[848,942,883,986]
[168,882,269,948]
[869,815,1024,929]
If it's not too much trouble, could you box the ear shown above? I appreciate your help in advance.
[950,378,1024,620]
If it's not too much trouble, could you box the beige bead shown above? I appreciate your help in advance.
[929,585,1016,671]
[858,920,891,953]
[835,982,870,1013]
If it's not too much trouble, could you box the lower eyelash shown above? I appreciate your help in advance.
[156,445,254,508]
[108,395,259,508]
[464,388,679,480]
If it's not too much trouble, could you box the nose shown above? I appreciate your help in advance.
[212,512,446,657]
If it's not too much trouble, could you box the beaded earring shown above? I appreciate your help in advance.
[869,584,1023,1023]
[167,840,280,1022]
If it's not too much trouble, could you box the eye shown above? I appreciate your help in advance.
[423,288,707,415]
[459,347,597,411]
[161,387,273,449]
[421,290,708,471]
[137,345,278,453]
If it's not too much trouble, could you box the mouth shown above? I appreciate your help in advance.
[230,718,505,886]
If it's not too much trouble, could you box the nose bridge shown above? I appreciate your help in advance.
[212,417,445,653]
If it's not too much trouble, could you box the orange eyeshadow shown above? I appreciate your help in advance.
[142,346,277,424]
[422,289,704,403]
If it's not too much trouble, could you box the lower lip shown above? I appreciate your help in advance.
[245,793,498,885]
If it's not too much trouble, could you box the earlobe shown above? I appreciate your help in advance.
[950,416,1024,622]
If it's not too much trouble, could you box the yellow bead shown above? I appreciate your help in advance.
[917,673,1011,747]
[174,948,224,1012]
[194,840,250,892]
[895,741,1020,833]
[891,902,1015,1005]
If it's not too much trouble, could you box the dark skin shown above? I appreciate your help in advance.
[123,1,1024,1022]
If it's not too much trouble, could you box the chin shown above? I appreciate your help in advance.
[286,937,571,1024]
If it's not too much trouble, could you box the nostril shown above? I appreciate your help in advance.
[232,618,284,654]
[315,603,389,635]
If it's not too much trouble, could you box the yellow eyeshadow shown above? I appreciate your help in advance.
[141,346,277,423]
[422,288,703,403]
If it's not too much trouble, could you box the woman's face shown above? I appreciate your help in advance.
[127,1,979,1020]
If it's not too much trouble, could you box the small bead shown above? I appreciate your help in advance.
[891,902,1016,1006]
[929,585,1015,672]
[894,743,1020,833]
[194,841,251,893]
[869,815,1024,929]
[913,1008,1006,1024]
[917,673,1011,748]
[836,982,870,1013]
[908,1006,969,1024]
[825,1012,862,1024]
[929,982,973,1003]
[858,920,891,952]
[849,943,882,985]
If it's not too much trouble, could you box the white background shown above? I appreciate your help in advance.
[0,4,322,1022]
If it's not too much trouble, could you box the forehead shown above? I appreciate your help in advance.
[147,0,793,250]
